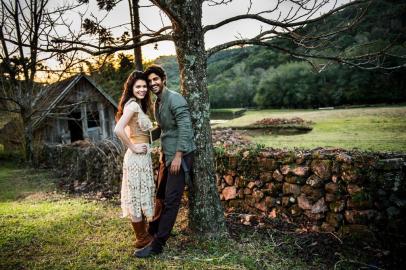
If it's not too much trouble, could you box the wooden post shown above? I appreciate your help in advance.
[98,103,107,139]
[81,103,88,139]
[109,107,116,138]
[55,118,60,143]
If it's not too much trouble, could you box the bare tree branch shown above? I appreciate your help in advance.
[204,0,368,33]
[204,0,404,71]
[205,0,233,6]
[49,34,172,55]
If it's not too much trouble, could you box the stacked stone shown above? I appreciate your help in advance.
[216,148,406,233]
[371,157,406,232]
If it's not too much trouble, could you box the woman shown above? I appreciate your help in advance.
[114,71,155,250]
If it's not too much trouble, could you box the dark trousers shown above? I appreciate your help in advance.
[149,152,193,249]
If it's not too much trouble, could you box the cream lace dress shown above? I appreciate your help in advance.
[121,99,155,221]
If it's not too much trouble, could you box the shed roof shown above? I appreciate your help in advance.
[32,74,117,129]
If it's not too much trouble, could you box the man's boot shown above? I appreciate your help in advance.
[131,220,153,249]
[134,239,164,258]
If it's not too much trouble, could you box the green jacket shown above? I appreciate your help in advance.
[153,88,196,166]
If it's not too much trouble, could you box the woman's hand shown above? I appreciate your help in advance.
[130,143,148,154]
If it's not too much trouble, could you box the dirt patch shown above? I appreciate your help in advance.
[17,191,67,202]
[244,128,311,136]
[212,128,252,147]
[245,117,315,135]
[252,117,314,127]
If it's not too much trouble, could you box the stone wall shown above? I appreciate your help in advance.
[38,141,125,194]
[38,143,406,234]
[215,147,406,234]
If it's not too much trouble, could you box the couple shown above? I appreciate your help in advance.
[114,65,196,258]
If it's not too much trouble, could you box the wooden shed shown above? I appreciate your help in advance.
[32,74,117,144]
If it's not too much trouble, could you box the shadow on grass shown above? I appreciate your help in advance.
[221,213,405,270]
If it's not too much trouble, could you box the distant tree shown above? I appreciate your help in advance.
[129,0,143,70]
[0,0,82,163]
[208,61,257,108]
[255,62,317,108]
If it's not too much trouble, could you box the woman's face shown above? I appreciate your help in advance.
[132,79,148,100]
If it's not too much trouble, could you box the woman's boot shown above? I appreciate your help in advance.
[131,220,153,249]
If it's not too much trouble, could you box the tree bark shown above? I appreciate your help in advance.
[129,0,143,70]
[160,1,227,236]
[21,110,34,165]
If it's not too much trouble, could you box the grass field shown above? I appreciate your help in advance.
[0,163,304,269]
[214,106,406,152]
[0,163,391,270]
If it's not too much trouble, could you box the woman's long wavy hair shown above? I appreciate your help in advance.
[115,71,152,122]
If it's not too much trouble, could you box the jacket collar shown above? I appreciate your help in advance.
[154,87,169,110]
[154,87,169,123]
[157,87,170,103]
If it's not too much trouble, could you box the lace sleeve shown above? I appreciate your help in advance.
[124,99,140,113]
[138,113,153,131]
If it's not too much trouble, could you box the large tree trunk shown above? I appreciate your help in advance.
[163,1,227,235]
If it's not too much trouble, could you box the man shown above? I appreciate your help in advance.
[134,65,196,258]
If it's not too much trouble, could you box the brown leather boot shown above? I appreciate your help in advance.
[131,220,153,249]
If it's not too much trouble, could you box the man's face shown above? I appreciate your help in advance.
[147,72,165,96]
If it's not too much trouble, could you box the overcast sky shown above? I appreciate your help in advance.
[67,0,343,60]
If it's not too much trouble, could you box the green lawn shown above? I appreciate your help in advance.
[214,106,406,152]
[0,164,386,269]
[0,164,307,269]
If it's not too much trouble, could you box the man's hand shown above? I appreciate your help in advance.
[170,151,183,175]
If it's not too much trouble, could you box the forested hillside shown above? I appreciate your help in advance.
[89,0,405,108]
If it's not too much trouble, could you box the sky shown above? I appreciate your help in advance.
[1,0,349,82]
[64,0,343,60]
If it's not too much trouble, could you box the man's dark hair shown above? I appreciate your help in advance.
[144,64,166,82]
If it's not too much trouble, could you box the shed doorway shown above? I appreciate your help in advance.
[68,112,83,142]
